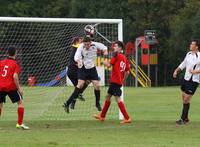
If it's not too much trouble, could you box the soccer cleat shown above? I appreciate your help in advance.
[184,118,190,124]
[16,123,30,130]
[94,114,105,121]
[176,119,186,125]
[70,103,75,109]
[77,94,85,101]
[63,103,69,113]
[120,118,132,124]
[70,101,76,109]
[96,104,102,111]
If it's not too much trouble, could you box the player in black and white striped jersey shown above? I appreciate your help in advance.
[173,39,200,125]
[63,36,108,113]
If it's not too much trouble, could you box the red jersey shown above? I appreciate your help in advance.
[110,53,130,85]
[0,58,21,92]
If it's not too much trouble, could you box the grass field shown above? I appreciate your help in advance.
[1,87,200,147]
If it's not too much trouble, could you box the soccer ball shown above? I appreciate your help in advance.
[84,25,95,36]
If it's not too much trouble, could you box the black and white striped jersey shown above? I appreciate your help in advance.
[74,41,107,69]
[179,51,200,83]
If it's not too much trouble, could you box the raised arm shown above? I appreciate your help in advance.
[74,44,83,68]
[93,42,108,55]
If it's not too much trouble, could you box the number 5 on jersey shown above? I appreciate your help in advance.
[2,65,9,77]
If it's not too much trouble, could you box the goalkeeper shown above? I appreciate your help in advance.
[67,37,90,109]
[63,36,108,113]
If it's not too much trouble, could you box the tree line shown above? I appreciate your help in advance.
[0,0,200,86]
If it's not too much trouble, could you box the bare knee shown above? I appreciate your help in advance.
[77,80,85,89]
[18,100,24,108]
[183,95,191,104]
[92,81,100,90]
[105,94,112,101]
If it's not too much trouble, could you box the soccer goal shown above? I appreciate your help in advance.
[0,17,123,121]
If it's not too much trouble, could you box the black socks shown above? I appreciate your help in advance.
[181,103,190,120]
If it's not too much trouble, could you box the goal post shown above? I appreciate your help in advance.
[0,17,124,121]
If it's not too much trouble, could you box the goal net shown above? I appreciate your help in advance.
[0,17,123,121]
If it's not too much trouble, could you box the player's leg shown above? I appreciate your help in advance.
[90,67,102,111]
[116,96,131,124]
[0,91,7,117]
[78,80,91,101]
[176,80,197,125]
[176,92,192,125]
[67,69,79,109]
[92,80,101,111]
[176,80,187,125]
[63,80,85,113]
[68,67,90,102]
[17,100,24,126]
[96,84,117,119]
[111,83,131,124]
[94,94,112,121]
[70,80,87,110]
[8,91,29,129]
[182,92,192,121]
[64,67,86,112]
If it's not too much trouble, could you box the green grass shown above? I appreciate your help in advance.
[1,87,200,147]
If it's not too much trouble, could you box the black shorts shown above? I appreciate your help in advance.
[181,79,199,95]
[78,66,99,81]
[67,66,78,86]
[107,83,122,97]
[67,64,78,75]
[0,91,23,103]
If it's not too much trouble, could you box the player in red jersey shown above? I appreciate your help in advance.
[0,47,29,130]
[94,41,131,124]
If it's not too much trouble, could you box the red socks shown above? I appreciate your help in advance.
[118,101,129,120]
[100,100,130,120]
[18,107,24,125]
[100,100,111,118]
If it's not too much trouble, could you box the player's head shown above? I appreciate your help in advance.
[72,37,82,45]
[83,36,92,49]
[190,39,199,51]
[7,46,17,57]
[113,41,124,53]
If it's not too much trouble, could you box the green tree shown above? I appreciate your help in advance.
[169,0,200,68]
